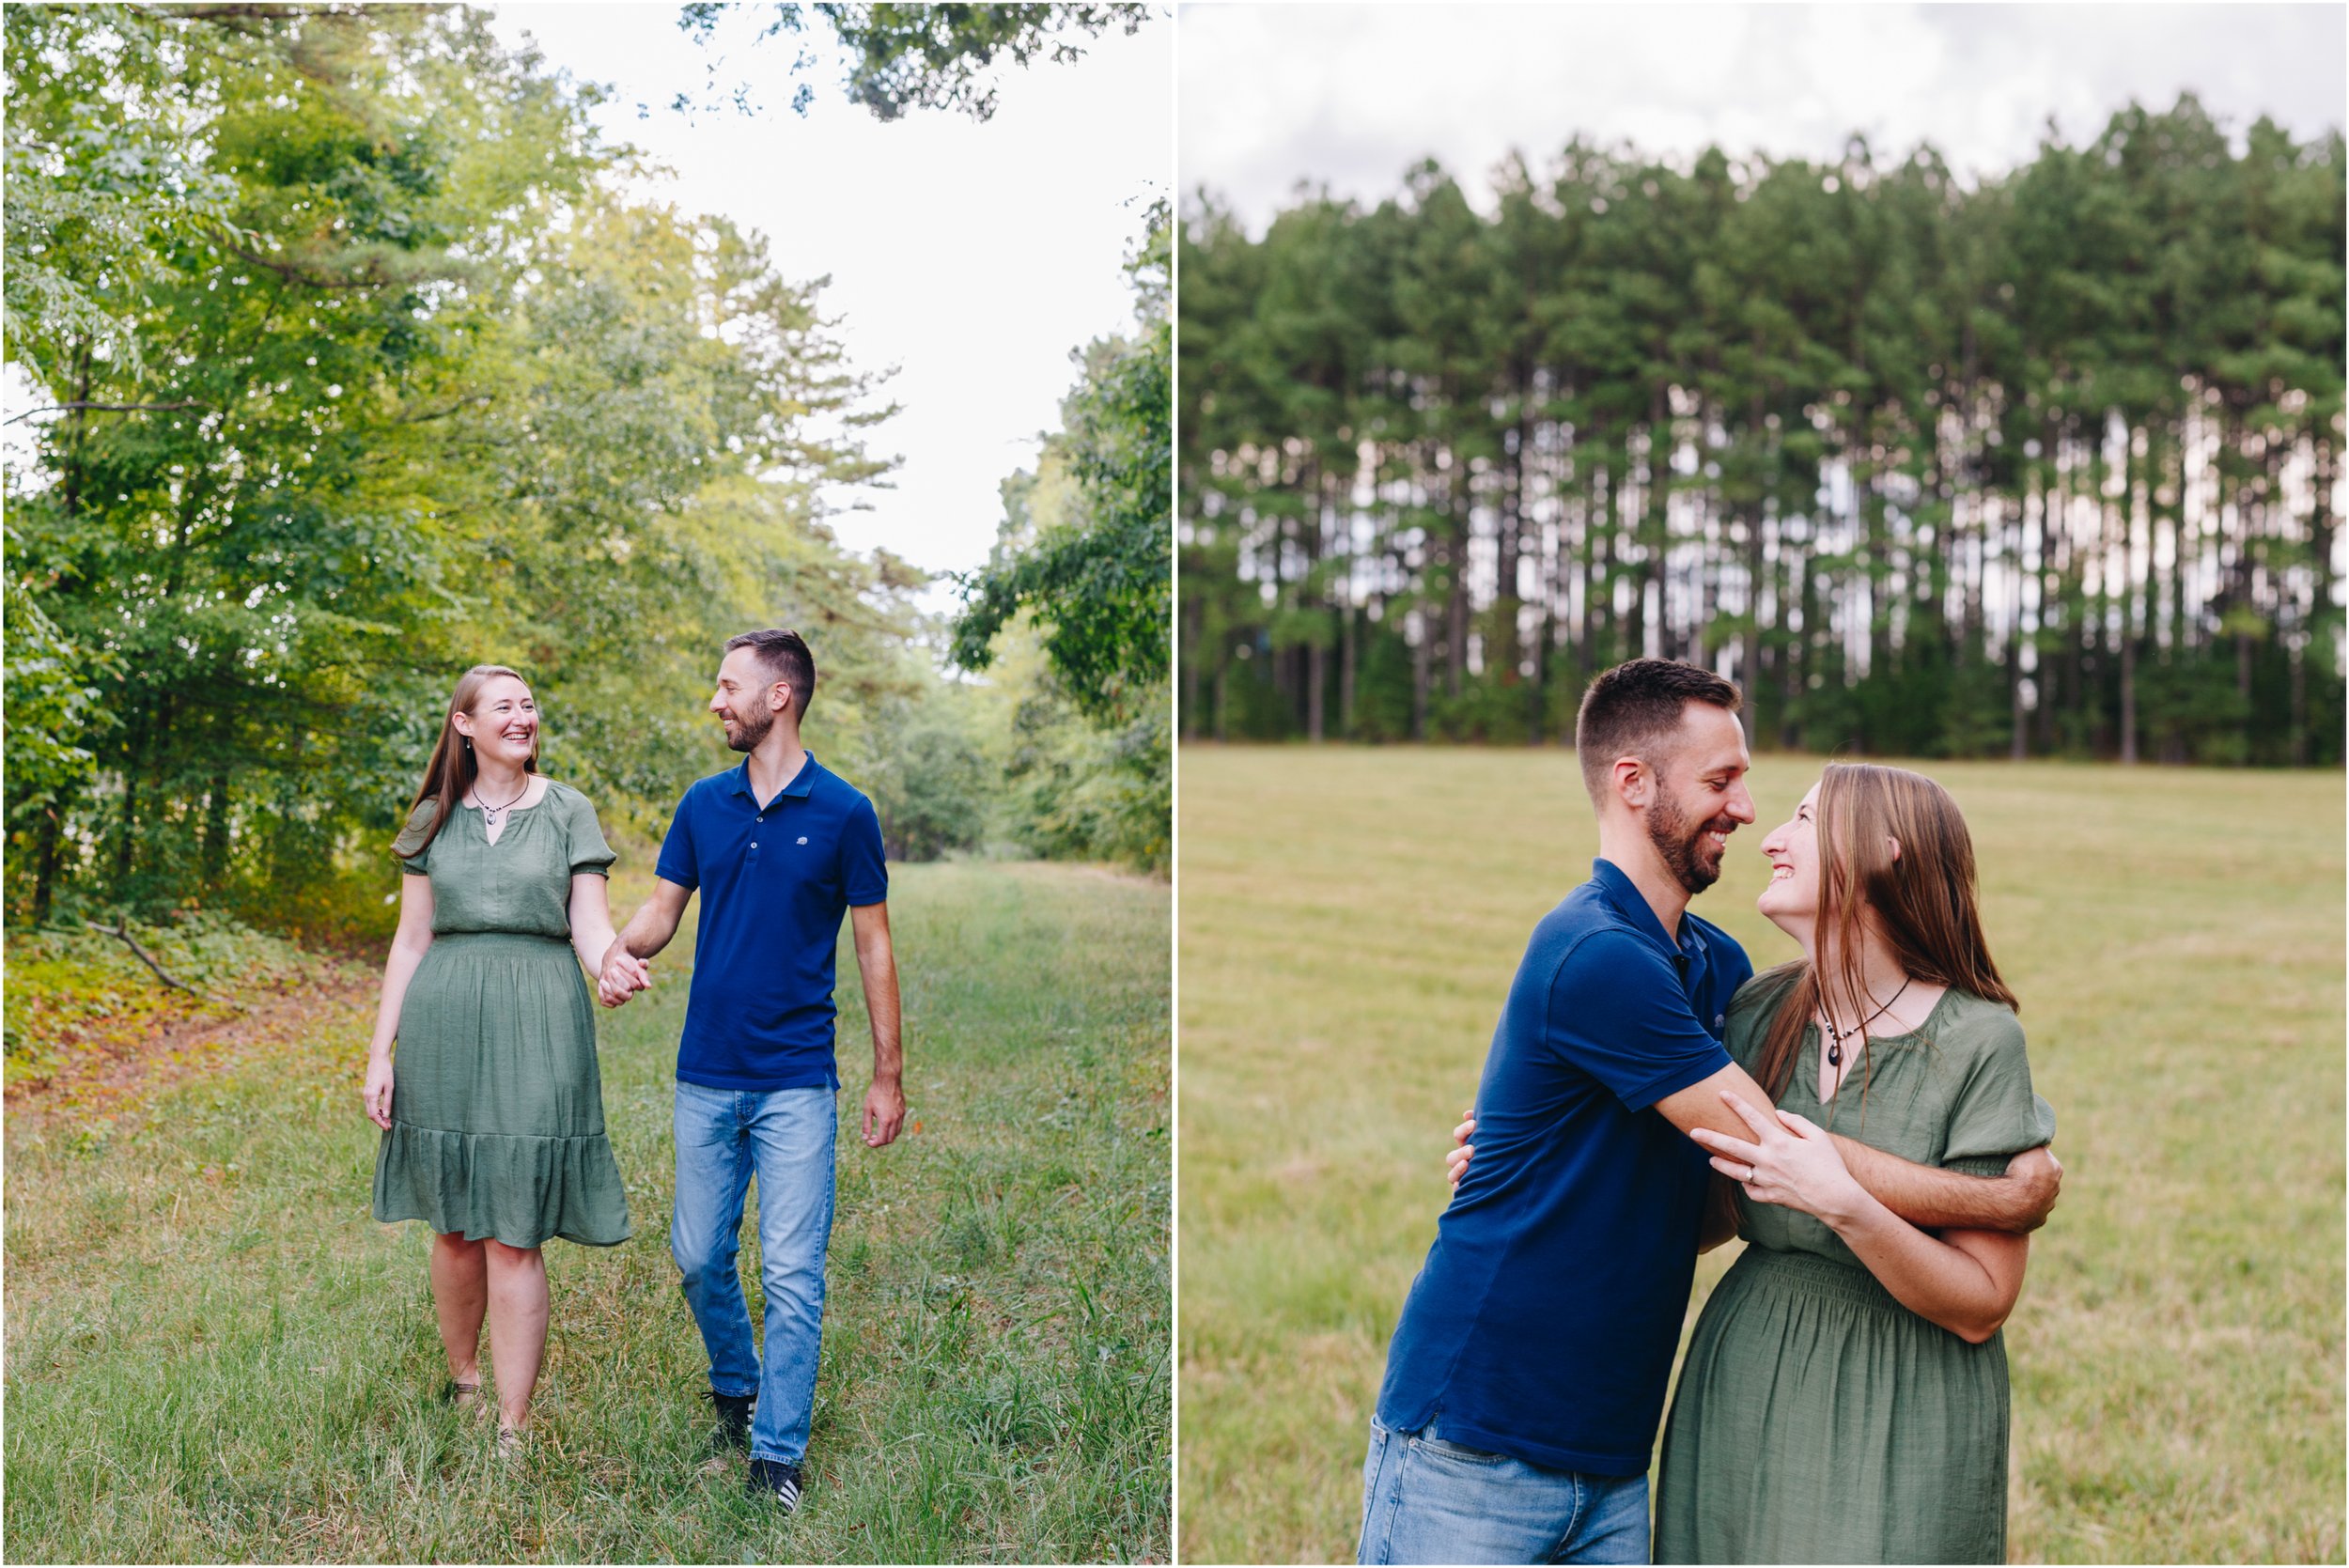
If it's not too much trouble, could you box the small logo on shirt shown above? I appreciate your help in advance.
[797,836,808,846]
[1714,1014,1725,1029]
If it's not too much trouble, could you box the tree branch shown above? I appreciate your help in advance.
[212,229,386,291]
[85,920,239,1007]
[396,396,495,425]
[6,401,206,427]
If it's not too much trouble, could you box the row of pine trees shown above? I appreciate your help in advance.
[1178,98,2344,764]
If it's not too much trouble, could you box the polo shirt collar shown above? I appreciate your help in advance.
[1591,857,1708,968]
[729,751,821,802]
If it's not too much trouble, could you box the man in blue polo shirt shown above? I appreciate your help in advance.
[1360,660,2061,1564]
[599,628,903,1514]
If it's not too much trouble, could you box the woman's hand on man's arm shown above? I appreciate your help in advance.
[1449,1069,2062,1237]
[1664,1064,2061,1234]
[1693,1095,2030,1340]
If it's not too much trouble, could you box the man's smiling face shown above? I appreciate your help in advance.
[708,644,786,753]
[1641,702,1755,895]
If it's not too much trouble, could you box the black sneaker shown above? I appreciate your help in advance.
[747,1456,803,1514]
[710,1389,756,1452]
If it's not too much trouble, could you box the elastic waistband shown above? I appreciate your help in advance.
[1728,1246,1909,1315]
[428,930,573,949]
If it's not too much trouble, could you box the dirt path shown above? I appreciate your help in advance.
[6,971,376,1132]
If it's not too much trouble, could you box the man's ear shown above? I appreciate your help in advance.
[1611,755,1650,812]
[771,680,793,715]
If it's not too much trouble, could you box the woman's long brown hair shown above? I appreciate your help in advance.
[1749,763,2018,1110]
[391,665,539,860]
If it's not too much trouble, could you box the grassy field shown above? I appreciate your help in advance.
[6,860,1170,1563]
[1177,745,2343,1565]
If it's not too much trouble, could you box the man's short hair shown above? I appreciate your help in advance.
[1575,659,1743,802]
[725,628,817,720]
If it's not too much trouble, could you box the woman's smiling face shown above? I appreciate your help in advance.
[456,674,539,771]
[1755,781,1823,931]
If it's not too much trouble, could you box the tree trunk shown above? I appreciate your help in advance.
[1494,385,1528,684]
[33,804,66,925]
[1339,602,1358,737]
[116,760,142,894]
[2011,454,2035,762]
[1412,599,1432,740]
[1179,586,1203,740]
[1446,462,1469,703]
[1306,636,1326,742]
[201,768,233,885]
[2119,423,2139,765]
[1635,391,1671,662]
[2299,437,2334,765]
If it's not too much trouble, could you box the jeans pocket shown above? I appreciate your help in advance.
[1411,1426,1509,1467]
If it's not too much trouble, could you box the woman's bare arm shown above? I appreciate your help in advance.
[1698,1092,2030,1342]
[1827,1200,2029,1343]
[568,873,621,977]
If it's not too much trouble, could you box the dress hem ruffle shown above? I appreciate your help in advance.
[371,1121,632,1250]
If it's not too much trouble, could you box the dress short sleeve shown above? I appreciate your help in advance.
[1938,1002,2056,1175]
[560,785,617,877]
[391,800,440,876]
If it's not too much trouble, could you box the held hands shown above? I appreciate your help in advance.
[597,939,651,1009]
[1688,1091,1867,1225]
[863,1077,906,1149]
[363,1049,395,1130]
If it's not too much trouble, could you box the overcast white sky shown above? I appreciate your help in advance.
[1180,3,2346,234]
[487,2,1172,609]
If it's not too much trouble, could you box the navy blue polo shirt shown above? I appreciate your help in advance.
[1375,858,1752,1477]
[654,753,888,1091]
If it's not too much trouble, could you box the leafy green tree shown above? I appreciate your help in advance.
[1179,99,2343,767]
[954,202,1169,722]
[863,687,990,861]
[677,2,1150,119]
[0,3,949,927]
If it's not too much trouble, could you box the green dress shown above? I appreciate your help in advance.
[1654,970,2056,1564]
[370,780,632,1250]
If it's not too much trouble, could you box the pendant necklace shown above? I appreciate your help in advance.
[1822,975,1912,1069]
[475,775,530,828]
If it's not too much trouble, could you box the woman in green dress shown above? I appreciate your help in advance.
[1655,761,2051,1563]
[361,664,640,1452]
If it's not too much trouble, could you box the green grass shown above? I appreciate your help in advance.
[1176,745,2343,1565]
[6,860,1170,1563]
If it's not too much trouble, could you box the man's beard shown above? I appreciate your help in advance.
[1647,784,1733,895]
[723,705,774,753]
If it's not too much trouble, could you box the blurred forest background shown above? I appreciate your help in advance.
[1179,98,2344,765]
[4,2,1170,972]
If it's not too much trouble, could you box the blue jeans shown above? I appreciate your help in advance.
[671,1082,836,1467]
[1357,1419,1649,1565]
